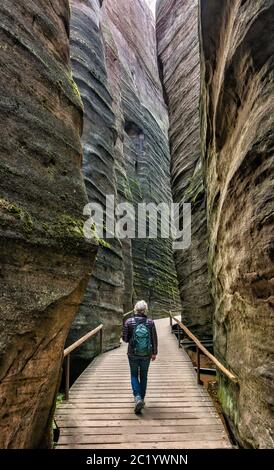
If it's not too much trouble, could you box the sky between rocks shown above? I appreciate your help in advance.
[145,0,157,17]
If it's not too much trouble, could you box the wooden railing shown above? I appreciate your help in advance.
[63,324,103,401]
[169,312,238,384]
[63,309,134,401]
[123,310,134,322]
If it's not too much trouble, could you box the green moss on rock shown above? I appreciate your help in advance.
[218,376,239,426]
[0,198,34,233]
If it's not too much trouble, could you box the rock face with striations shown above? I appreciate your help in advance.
[67,0,180,365]
[0,0,97,448]
[102,0,180,316]
[200,0,274,448]
[156,0,212,337]
[67,0,125,372]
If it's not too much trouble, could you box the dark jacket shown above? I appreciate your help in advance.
[123,314,158,356]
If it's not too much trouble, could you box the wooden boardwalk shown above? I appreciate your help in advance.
[55,317,231,449]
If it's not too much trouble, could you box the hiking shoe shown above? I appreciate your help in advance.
[134,396,143,414]
[141,400,146,408]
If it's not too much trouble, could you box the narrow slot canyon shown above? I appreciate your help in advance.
[0,0,273,451]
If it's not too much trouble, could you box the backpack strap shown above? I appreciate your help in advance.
[133,316,146,327]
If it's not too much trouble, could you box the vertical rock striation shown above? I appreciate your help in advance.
[67,0,124,371]
[102,0,180,316]
[0,0,97,448]
[156,0,212,336]
[65,0,179,371]
[100,7,135,315]
[200,0,274,448]
[67,0,180,363]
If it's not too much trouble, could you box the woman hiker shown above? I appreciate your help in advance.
[122,300,158,414]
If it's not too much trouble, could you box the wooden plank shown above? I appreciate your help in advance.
[79,375,195,379]
[68,394,206,399]
[56,412,218,420]
[69,387,204,391]
[58,432,227,444]
[68,392,209,397]
[74,383,197,387]
[59,424,223,435]
[71,388,197,391]
[56,418,223,427]
[84,369,194,374]
[56,409,216,417]
[66,397,210,402]
[65,399,213,405]
[72,384,203,389]
[74,380,197,384]
[57,403,215,410]
[70,388,202,393]
[57,410,215,417]
[57,441,229,449]
[67,396,210,401]
[73,385,197,388]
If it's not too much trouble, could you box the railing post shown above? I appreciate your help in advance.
[196,347,202,385]
[100,327,103,354]
[169,311,174,334]
[178,326,181,348]
[65,353,70,401]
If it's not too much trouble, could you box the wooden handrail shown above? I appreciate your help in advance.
[64,324,103,357]
[169,312,238,384]
[63,324,104,401]
[123,309,133,318]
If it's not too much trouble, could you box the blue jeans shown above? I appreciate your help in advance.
[128,356,151,399]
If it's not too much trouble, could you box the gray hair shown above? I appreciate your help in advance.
[134,300,148,315]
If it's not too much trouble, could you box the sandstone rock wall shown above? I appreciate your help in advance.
[67,0,125,371]
[0,0,97,448]
[67,0,180,364]
[156,0,212,336]
[100,7,135,315]
[200,0,274,448]
[102,0,180,317]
